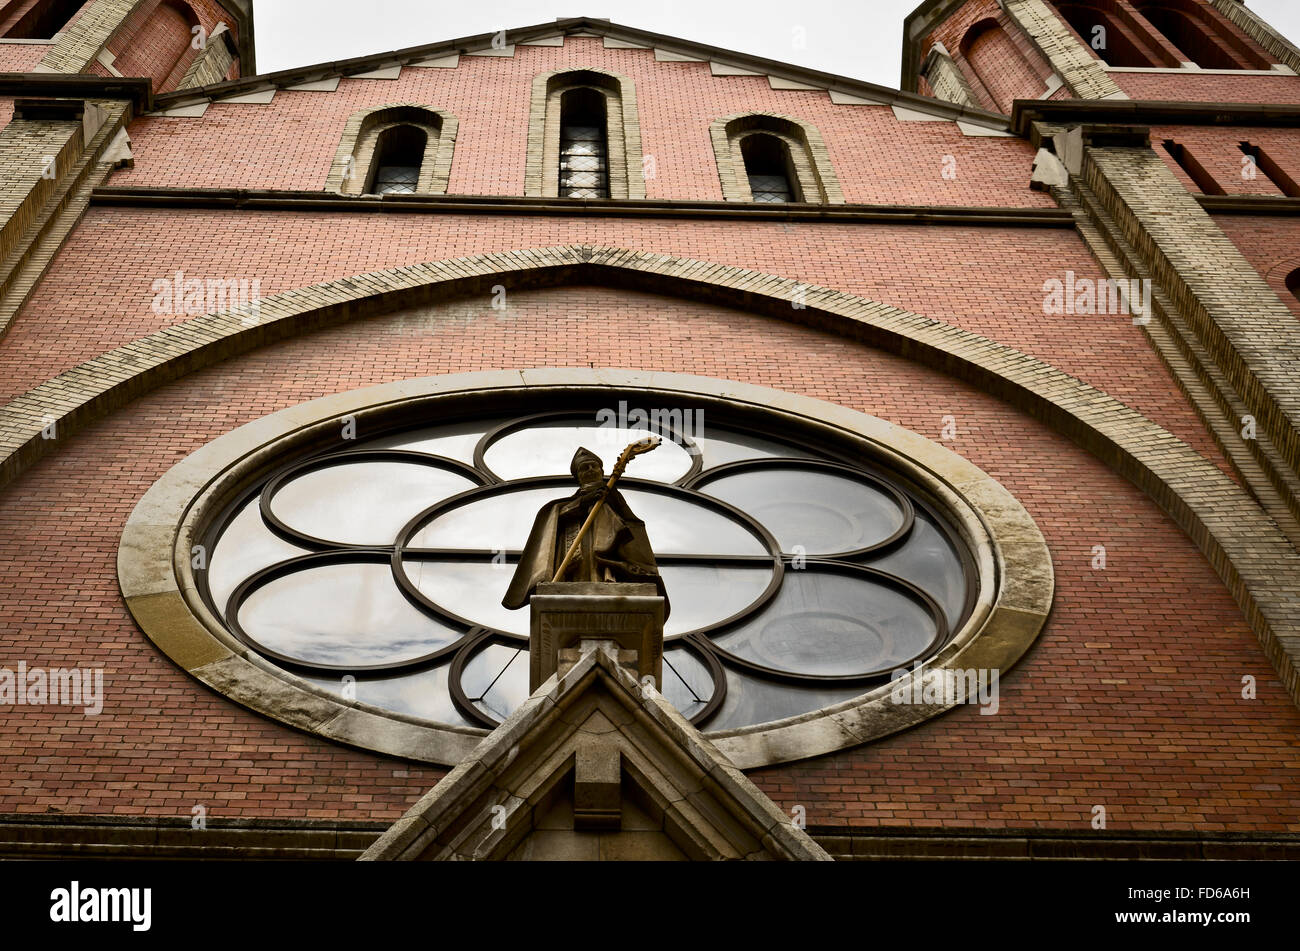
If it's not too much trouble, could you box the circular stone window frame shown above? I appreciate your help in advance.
[120,370,1053,770]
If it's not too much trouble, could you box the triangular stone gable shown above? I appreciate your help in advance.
[360,644,831,861]
[150,16,1007,131]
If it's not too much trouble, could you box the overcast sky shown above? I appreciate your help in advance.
[252,0,1300,88]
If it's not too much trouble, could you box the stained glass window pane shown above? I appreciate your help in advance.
[237,563,463,667]
[709,569,938,676]
[699,467,907,555]
[270,461,476,546]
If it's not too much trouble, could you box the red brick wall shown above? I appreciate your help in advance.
[963,17,1044,113]
[0,44,46,70]
[0,207,1235,482]
[1214,213,1300,320]
[107,37,1055,206]
[0,284,1294,829]
[1151,125,1300,196]
[1112,70,1300,103]
[920,0,1052,111]
[107,0,237,92]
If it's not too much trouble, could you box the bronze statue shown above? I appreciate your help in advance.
[502,441,670,618]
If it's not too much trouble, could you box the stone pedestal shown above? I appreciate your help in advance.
[529,582,664,692]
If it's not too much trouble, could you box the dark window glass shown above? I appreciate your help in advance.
[558,88,609,199]
[741,133,798,203]
[4,0,87,40]
[369,124,426,195]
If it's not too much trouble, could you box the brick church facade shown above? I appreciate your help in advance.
[0,0,1297,859]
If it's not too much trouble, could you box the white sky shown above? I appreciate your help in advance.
[251,0,1300,89]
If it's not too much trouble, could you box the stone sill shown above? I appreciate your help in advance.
[1103,63,1294,76]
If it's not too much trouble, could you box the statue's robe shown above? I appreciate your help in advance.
[502,485,670,617]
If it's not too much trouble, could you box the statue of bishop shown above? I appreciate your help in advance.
[502,446,670,618]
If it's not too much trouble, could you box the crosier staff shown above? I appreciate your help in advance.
[551,436,661,583]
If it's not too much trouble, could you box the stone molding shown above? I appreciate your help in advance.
[115,362,1042,769]
[1000,0,1126,99]
[524,67,645,200]
[326,103,459,195]
[708,112,845,204]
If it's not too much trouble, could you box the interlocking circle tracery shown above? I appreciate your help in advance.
[201,408,977,732]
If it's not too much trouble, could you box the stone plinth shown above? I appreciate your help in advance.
[529,582,664,692]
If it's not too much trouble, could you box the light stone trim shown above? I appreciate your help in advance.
[892,105,952,121]
[214,87,275,104]
[1000,0,1125,100]
[710,62,763,76]
[653,49,704,62]
[602,37,648,49]
[409,54,459,68]
[326,103,459,195]
[768,76,824,91]
[921,40,979,108]
[361,644,832,860]
[709,112,846,204]
[520,35,564,46]
[38,0,137,73]
[177,22,236,90]
[466,46,514,57]
[829,90,889,105]
[1208,0,1300,74]
[0,248,1293,743]
[1079,143,1300,489]
[350,65,403,79]
[286,77,340,91]
[524,68,645,200]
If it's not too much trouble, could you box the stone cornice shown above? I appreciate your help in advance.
[88,186,1074,227]
[0,72,151,112]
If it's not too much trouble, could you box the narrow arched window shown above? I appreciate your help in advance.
[710,113,844,204]
[1051,1,1162,67]
[1286,268,1300,305]
[2,0,86,39]
[368,125,426,195]
[1134,0,1271,70]
[740,134,799,203]
[328,105,458,197]
[557,88,609,199]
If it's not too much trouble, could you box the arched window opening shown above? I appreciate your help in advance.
[1135,0,1270,70]
[558,87,609,200]
[1052,1,1159,67]
[367,125,427,195]
[1240,143,1300,198]
[329,105,457,197]
[3,0,86,39]
[740,133,799,203]
[959,18,1042,114]
[1163,140,1225,195]
[1286,268,1300,305]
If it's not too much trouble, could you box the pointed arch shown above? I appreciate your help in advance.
[1,246,1296,734]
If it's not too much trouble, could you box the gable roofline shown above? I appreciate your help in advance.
[151,15,1010,131]
[361,642,832,861]
[901,0,970,94]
